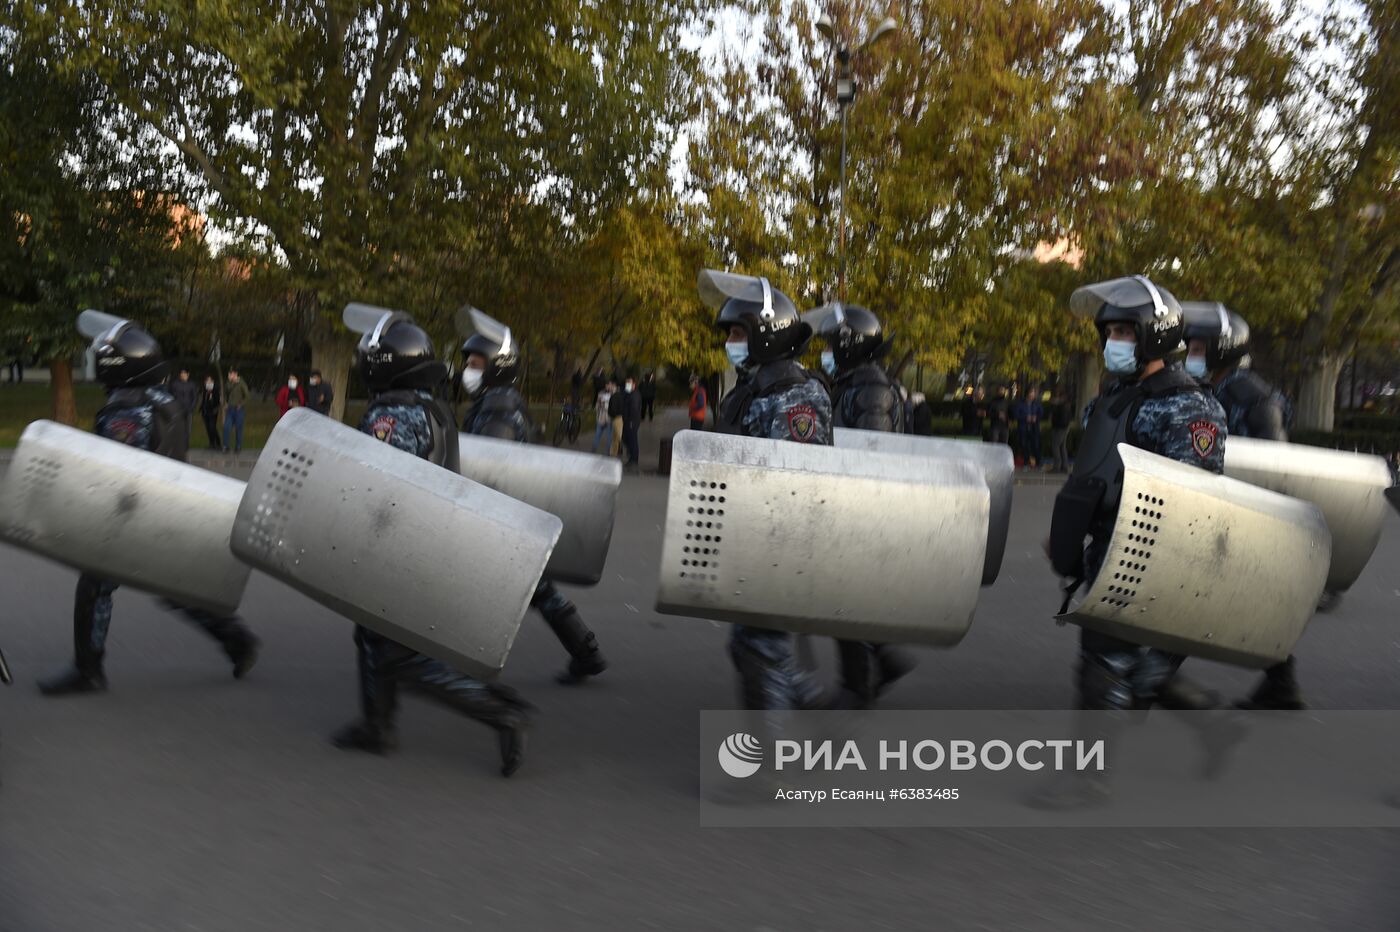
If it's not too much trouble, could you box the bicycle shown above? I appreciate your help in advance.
[553,401,581,447]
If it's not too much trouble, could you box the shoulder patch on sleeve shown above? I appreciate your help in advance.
[370,414,398,443]
[786,403,818,442]
[1189,419,1219,459]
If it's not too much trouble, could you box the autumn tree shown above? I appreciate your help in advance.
[0,22,191,424]
[25,0,721,420]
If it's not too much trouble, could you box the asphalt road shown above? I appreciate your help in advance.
[1,461,1399,930]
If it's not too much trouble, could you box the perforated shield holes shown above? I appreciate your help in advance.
[245,447,316,557]
[679,478,726,583]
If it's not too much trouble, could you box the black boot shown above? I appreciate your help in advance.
[556,633,608,685]
[37,664,107,696]
[498,720,530,778]
[331,720,399,754]
[541,606,608,685]
[333,627,400,755]
[171,604,261,680]
[399,654,535,777]
[1236,656,1306,710]
[41,574,112,696]
[874,644,916,697]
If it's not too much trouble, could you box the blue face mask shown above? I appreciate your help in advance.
[725,342,750,369]
[821,350,837,376]
[1184,356,1208,379]
[1103,338,1140,376]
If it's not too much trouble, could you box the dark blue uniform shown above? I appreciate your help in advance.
[719,360,832,710]
[69,387,258,682]
[1072,365,1227,709]
[830,361,914,707]
[1209,366,1305,706]
[346,392,532,746]
[1213,367,1288,442]
[461,386,607,682]
[831,361,905,434]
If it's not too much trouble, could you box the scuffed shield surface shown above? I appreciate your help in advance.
[233,409,561,678]
[656,430,989,646]
[1224,437,1391,592]
[0,420,250,614]
[833,428,1014,585]
[457,433,621,585]
[1060,444,1330,668]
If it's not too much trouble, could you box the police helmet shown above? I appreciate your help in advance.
[698,269,811,364]
[459,307,520,391]
[77,310,167,388]
[1069,275,1184,363]
[1182,301,1251,370]
[355,317,446,392]
[806,302,889,369]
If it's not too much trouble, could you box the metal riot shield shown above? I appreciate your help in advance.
[232,409,562,678]
[833,427,1013,585]
[0,420,251,614]
[655,430,990,646]
[1223,437,1392,592]
[1060,443,1330,668]
[457,433,621,585]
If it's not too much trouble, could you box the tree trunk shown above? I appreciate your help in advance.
[1295,351,1346,432]
[308,318,356,423]
[49,357,78,426]
[1069,350,1101,420]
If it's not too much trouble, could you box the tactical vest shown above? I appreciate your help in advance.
[374,389,460,472]
[715,359,809,435]
[463,387,531,444]
[833,362,905,433]
[1048,367,1202,578]
[1217,369,1289,441]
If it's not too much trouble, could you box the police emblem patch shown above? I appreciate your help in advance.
[108,418,141,445]
[1189,420,1218,459]
[370,415,397,443]
[786,404,818,442]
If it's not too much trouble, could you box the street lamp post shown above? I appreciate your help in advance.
[817,13,897,302]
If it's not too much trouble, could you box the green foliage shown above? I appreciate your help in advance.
[3,0,1396,432]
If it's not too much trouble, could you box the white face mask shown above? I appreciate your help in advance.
[1103,338,1140,375]
[820,350,837,376]
[1185,355,1209,379]
[288,379,298,389]
[462,369,484,394]
[625,382,635,393]
[205,381,214,390]
[725,341,750,369]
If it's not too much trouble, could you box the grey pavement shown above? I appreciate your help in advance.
[0,450,1398,929]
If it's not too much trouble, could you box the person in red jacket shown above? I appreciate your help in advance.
[687,374,707,430]
[276,374,306,417]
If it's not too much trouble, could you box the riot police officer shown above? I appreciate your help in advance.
[811,303,915,708]
[1184,303,1304,709]
[332,311,532,777]
[702,270,831,710]
[37,314,260,696]
[459,309,609,686]
[1049,276,1229,712]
